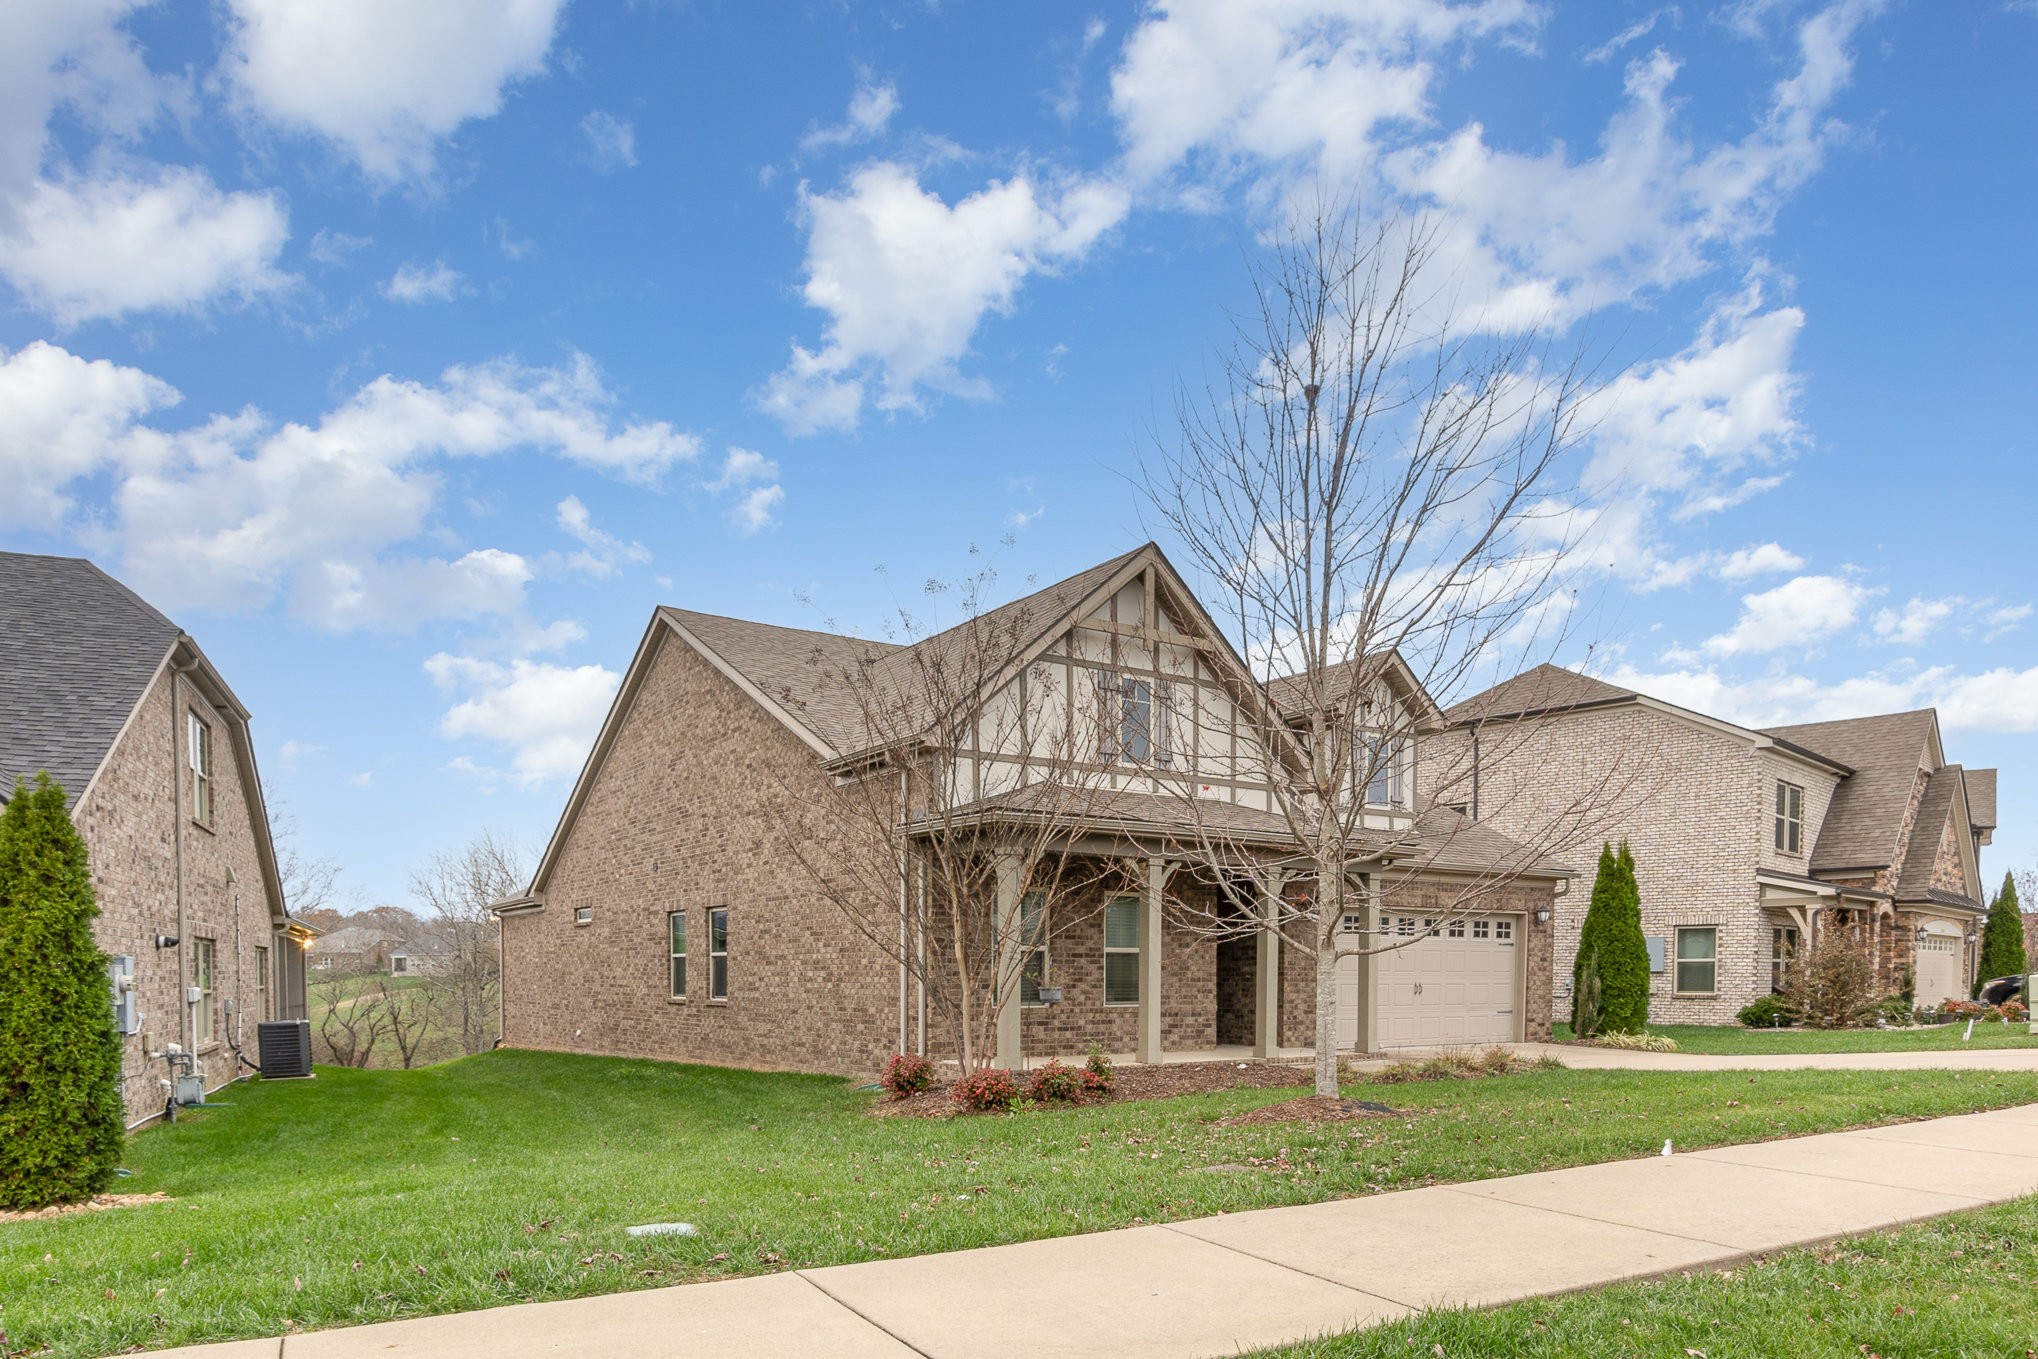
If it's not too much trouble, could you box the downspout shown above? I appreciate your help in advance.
[897,769,909,1057]
[1470,731,1481,822]
[169,663,190,1053]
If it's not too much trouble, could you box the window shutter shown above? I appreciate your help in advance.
[1096,670,1120,763]
[1155,681,1175,767]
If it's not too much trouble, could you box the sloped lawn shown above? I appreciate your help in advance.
[1556,1020,2038,1054]
[6,1050,2038,1357]
[1253,1193,2038,1358]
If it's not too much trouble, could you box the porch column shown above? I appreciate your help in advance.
[1348,875,1378,1056]
[1254,872,1283,1058]
[993,852,1024,1071]
[1137,857,1172,1064]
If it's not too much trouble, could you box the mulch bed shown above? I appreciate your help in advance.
[0,1192,168,1223]
[868,1058,1315,1118]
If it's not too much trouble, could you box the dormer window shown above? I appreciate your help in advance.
[1774,780,1803,854]
[1098,673,1173,767]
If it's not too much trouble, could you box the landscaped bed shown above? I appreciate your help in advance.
[6,1049,2038,1358]
[1555,1020,2038,1055]
[1249,1192,2038,1358]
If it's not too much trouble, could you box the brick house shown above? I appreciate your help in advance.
[496,544,1569,1078]
[1433,665,1999,1023]
[0,552,310,1124]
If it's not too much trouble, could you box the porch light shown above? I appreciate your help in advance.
[1535,909,1550,925]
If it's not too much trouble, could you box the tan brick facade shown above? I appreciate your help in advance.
[73,665,282,1121]
[499,631,903,1076]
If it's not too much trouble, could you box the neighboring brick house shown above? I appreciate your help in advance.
[1433,665,1999,1023]
[496,544,1568,1078]
[0,552,310,1124]
[307,924,403,974]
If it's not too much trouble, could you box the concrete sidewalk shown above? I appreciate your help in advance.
[166,1102,2038,1359]
[1497,1040,2038,1073]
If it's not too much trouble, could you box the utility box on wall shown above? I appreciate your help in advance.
[108,955,140,1034]
[1644,936,1668,975]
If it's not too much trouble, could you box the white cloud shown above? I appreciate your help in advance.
[1702,573,1874,657]
[730,485,785,535]
[309,228,371,266]
[2,341,698,627]
[1984,604,2032,641]
[0,168,290,323]
[580,110,637,171]
[1600,659,2038,736]
[760,163,1129,433]
[555,495,649,577]
[221,0,567,181]
[1717,542,1805,580]
[1109,0,1539,190]
[1871,595,1961,648]
[381,259,463,304]
[1007,505,1046,528]
[801,77,900,153]
[426,652,621,785]
[703,448,784,533]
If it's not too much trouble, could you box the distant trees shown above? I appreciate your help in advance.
[1976,871,2027,994]
[1572,842,1648,1036]
[0,775,124,1210]
[410,828,525,1056]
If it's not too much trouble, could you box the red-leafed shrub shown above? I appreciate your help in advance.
[1029,1060,1085,1103]
[2005,1001,2029,1023]
[952,1068,1020,1111]
[1941,999,1984,1019]
[1083,1044,1116,1095]
[879,1052,932,1098]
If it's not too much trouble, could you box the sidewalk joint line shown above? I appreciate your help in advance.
[1155,1222,1421,1310]
[1430,1184,1745,1250]
[794,1268,937,1358]
[1855,1130,2038,1160]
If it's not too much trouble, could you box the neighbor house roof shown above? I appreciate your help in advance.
[1760,710,1940,872]
[1965,767,1998,831]
[1442,663,1638,725]
[0,552,181,806]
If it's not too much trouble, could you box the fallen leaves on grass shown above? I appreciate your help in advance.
[0,1192,169,1222]
[1213,1096,1405,1127]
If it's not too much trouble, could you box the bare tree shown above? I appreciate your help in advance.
[376,976,442,1068]
[271,801,345,930]
[767,563,1127,1075]
[311,959,389,1068]
[410,828,527,1056]
[1142,206,1651,1096]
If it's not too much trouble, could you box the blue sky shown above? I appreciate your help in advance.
[2,0,2034,908]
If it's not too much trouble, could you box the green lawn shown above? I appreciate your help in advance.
[1555,1020,2038,1055]
[8,1051,2038,1357]
[1254,1193,2038,1358]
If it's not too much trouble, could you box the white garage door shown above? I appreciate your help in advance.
[1338,912,1521,1050]
[1914,930,1964,1006]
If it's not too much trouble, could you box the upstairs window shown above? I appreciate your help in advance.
[188,712,212,826]
[1361,733,1407,808]
[1774,780,1804,854]
[1098,673,1173,766]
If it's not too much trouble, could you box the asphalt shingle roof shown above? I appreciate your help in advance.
[1443,664,1638,725]
[1965,767,1998,831]
[1761,710,1938,872]
[0,552,180,808]
[666,547,1144,757]
[1894,766,1962,898]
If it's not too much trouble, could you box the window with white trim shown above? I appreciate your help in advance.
[1361,732,1408,808]
[1675,927,1717,994]
[188,712,212,826]
[708,908,729,1000]
[1774,780,1804,854]
[1104,898,1140,1005]
[1770,925,1798,995]
[1494,918,1514,943]
[191,937,216,1045]
[1018,893,1048,1005]
[1472,919,1490,939]
[254,945,270,1020]
[1447,920,1465,938]
[669,911,688,999]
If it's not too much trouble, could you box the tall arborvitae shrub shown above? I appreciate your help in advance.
[1601,840,1652,1033]
[0,774,124,1210]
[1571,844,1617,1033]
[1976,871,2028,996]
